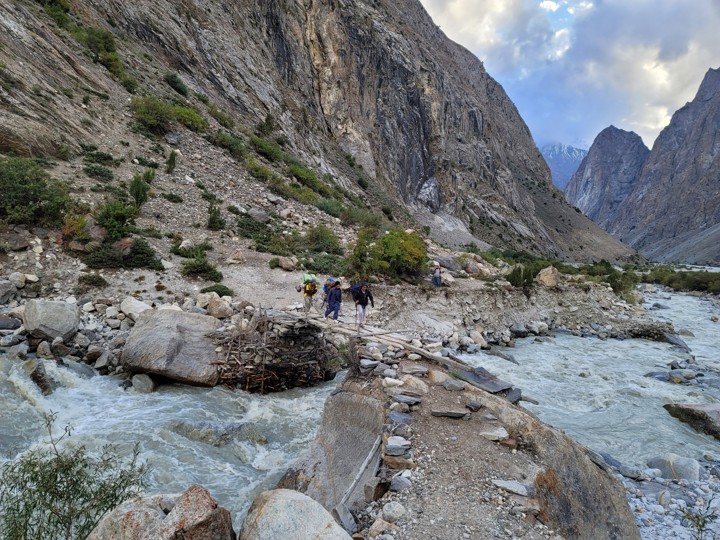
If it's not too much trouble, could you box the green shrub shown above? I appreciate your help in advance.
[83,150,116,165]
[646,267,720,293]
[340,206,382,228]
[287,163,331,196]
[83,27,117,63]
[246,158,272,182]
[166,150,177,173]
[161,192,183,203]
[194,92,209,104]
[0,157,71,227]
[268,257,280,269]
[129,174,150,207]
[41,0,71,28]
[77,273,109,288]
[136,157,158,169]
[174,105,207,132]
[83,238,163,270]
[212,131,245,159]
[164,72,188,96]
[358,177,369,190]
[250,136,282,162]
[304,224,343,255]
[306,253,349,276]
[0,413,147,540]
[120,74,137,93]
[83,163,114,181]
[376,229,427,277]
[227,205,242,215]
[97,200,138,240]
[207,203,225,230]
[256,113,277,136]
[200,284,234,297]
[208,104,234,129]
[506,260,548,288]
[316,198,344,217]
[131,96,175,133]
[181,258,223,282]
[171,240,212,259]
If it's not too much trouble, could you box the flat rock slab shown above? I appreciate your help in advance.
[478,425,510,441]
[393,394,422,406]
[664,403,720,440]
[388,411,413,425]
[493,479,535,497]
[23,299,80,341]
[454,367,513,394]
[431,409,468,418]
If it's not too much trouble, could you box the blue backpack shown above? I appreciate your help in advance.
[350,284,362,300]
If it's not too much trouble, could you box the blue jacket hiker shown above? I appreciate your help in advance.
[324,281,342,321]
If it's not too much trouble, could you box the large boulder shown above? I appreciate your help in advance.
[23,299,80,341]
[664,403,720,440]
[278,385,385,516]
[240,489,351,540]
[88,485,235,540]
[120,296,153,321]
[535,266,559,287]
[121,310,221,386]
[647,453,700,481]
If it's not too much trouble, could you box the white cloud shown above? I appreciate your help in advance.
[539,1,560,12]
[419,0,720,146]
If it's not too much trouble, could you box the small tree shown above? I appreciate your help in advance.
[165,150,177,173]
[207,203,225,230]
[0,413,147,540]
[129,174,150,207]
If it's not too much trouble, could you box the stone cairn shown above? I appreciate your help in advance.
[213,309,339,393]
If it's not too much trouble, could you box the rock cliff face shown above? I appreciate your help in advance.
[0,0,634,262]
[565,127,649,230]
[609,68,720,264]
[540,143,587,190]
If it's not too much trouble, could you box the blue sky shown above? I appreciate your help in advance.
[419,0,720,149]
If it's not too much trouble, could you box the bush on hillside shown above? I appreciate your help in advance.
[131,96,176,133]
[129,174,150,207]
[0,156,70,227]
[181,258,223,282]
[83,238,163,270]
[304,224,343,255]
[97,200,138,241]
[164,72,188,96]
[200,284,234,297]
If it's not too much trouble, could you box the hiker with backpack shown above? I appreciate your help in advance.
[321,277,336,309]
[352,282,374,328]
[301,274,319,315]
[324,280,342,321]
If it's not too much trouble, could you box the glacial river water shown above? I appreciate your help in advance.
[0,356,340,529]
[462,290,720,468]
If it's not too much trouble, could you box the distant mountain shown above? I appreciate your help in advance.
[540,144,587,189]
[564,127,649,230]
[610,67,720,264]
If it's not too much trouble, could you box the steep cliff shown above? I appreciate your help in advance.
[541,143,587,190]
[565,127,649,230]
[0,0,634,262]
[610,68,720,264]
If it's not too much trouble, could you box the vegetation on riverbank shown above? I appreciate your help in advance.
[646,266,720,294]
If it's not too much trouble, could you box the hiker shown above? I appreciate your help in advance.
[324,280,342,321]
[352,282,374,328]
[301,274,319,314]
[432,263,442,287]
[321,277,336,308]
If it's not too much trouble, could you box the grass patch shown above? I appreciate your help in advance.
[181,258,223,282]
[200,284,234,297]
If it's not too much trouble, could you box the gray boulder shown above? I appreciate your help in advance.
[121,310,221,387]
[169,420,267,446]
[664,403,720,440]
[647,453,700,481]
[131,373,157,394]
[240,489,351,540]
[0,281,17,304]
[23,299,80,341]
[120,296,152,321]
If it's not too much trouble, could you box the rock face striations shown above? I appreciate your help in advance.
[541,143,588,190]
[565,127,649,230]
[0,0,634,262]
[610,68,720,264]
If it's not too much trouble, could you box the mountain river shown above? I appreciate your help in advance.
[1,288,719,534]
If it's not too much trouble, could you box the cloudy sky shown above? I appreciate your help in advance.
[419,0,720,149]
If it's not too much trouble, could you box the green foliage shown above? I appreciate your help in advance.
[304,225,343,255]
[287,163,331,196]
[268,257,280,269]
[77,273,109,288]
[357,177,369,190]
[141,169,156,183]
[506,261,547,288]
[136,157,158,169]
[227,205,242,215]
[161,192,182,203]
[256,113,277,136]
[129,174,150,207]
[83,163,114,181]
[0,157,70,227]
[246,158,272,181]
[173,105,207,132]
[462,242,483,255]
[131,96,175,133]
[82,27,116,63]
[208,104,234,129]
[681,497,718,540]
[200,284,234,297]
[97,200,138,241]
[83,238,163,270]
[340,206,382,228]
[41,0,71,28]
[207,203,225,230]
[120,74,137,93]
[0,413,146,540]
[166,150,177,173]
[181,258,223,282]
[194,92,209,104]
[83,150,117,166]
[164,72,188,96]
[171,239,212,259]
[376,229,427,277]
[212,131,245,159]
[250,136,282,162]
[305,253,349,276]
[646,267,720,294]
[316,198,344,217]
